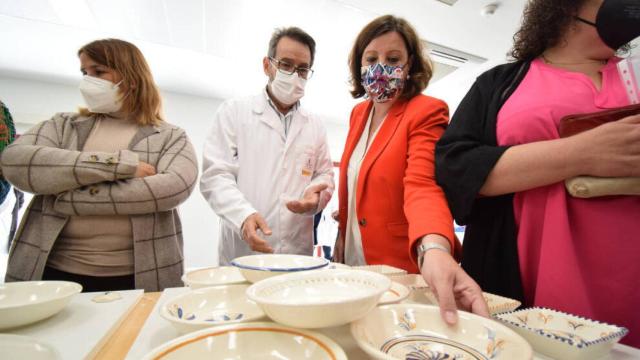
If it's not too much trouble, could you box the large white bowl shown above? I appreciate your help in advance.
[0,334,60,360]
[231,254,329,283]
[142,321,347,360]
[495,307,628,360]
[181,266,247,289]
[351,303,533,360]
[160,284,265,334]
[0,281,82,330]
[246,269,391,328]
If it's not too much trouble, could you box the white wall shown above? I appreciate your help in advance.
[0,75,352,274]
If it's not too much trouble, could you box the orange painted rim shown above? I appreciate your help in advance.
[153,326,338,359]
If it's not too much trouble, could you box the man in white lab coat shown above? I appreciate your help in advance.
[200,27,335,265]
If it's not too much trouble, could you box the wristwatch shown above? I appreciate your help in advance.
[416,242,450,269]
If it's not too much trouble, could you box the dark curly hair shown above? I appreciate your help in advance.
[510,0,590,61]
[348,15,432,100]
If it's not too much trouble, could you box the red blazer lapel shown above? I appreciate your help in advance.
[356,99,408,204]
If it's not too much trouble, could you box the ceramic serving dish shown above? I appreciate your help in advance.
[231,254,329,283]
[0,281,82,330]
[160,284,265,334]
[142,321,347,360]
[494,307,628,360]
[353,264,407,277]
[181,266,247,288]
[246,269,390,328]
[378,281,410,305]
[351,303,533,360]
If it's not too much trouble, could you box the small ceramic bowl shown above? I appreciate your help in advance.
[231,254,329,283]
[0,281,82,330]
[160,284,265,334]
[494,307,628,360]
[181,266,247,289]
[142,321,348,360]
[353,264,407,277]
[246,269,390,328]
[351,303,533,360]
[0,334,60,360]
[482,292,521,315]
[378,281,410,305]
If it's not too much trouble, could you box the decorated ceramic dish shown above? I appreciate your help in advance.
[160,284,265,334]
[142,321,347,359]
[378,281,410,305]
[351,303,533,360]
[181,266,247,288]
[494,307,628,360]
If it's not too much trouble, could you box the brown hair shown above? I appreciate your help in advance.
[268,27,316,66]
[348,15,432,100]
[78,39,163,126]
[510,0,591,61]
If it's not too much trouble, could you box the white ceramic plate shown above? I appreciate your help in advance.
[142,321,348,360]
[0,334,60,360]
[181,266,247,289]
[495,307,628,360]
[0,281,82,330]
[160,284,265,334]
[351,303,533,360]
[378,281,410,305]
[231,254,329,283]
[246,269,390,328]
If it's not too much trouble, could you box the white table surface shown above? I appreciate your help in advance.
[5,289,143,360]
[126,287,640,360]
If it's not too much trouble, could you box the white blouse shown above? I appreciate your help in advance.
[344,108,385,266]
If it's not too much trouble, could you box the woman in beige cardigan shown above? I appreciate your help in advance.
[0,39,198,292]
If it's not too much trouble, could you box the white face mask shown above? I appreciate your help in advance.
[269,71,306,105]
[79,75,123,114]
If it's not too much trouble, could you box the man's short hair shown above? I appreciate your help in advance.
[268,27,316,66]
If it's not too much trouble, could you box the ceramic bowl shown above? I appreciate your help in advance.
[353,264,407,277]
[0,281,82,330]
[0,334,60,360]
[231,254,329,283]
[246,269,391,328]
[494,307,628,360]
[482,292,521,315]
[378,281,410,305]
[351,303,533,360]
[160,284,265,334]
[181,266,247,289]
[142,321,347,360]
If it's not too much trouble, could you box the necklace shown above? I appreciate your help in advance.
[541,54,606,66]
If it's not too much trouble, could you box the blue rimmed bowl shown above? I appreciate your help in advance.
[231,254,329,283]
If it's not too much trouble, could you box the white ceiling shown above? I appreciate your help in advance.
[0,0,528,122]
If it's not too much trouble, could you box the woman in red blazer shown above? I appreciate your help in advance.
[334,15,488,324]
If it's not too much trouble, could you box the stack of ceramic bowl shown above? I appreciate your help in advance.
[0,281,82,330]
[246,269,391,328]
[231,254,329,283]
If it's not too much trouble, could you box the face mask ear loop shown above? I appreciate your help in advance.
[574,16,597,27]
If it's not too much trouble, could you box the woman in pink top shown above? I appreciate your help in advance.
[436,0,640,347]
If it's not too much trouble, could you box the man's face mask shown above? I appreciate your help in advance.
[575,0,640,50]
[361,63,406,103]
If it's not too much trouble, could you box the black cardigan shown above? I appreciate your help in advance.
[435,61,531,303]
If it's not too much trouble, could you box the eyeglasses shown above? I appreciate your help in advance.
[269,57,314,80]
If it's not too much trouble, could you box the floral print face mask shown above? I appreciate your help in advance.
[360,63,406,103]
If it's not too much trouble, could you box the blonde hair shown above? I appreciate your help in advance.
[78,39,163,126]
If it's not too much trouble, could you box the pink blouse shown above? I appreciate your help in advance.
[497,58,640,347]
